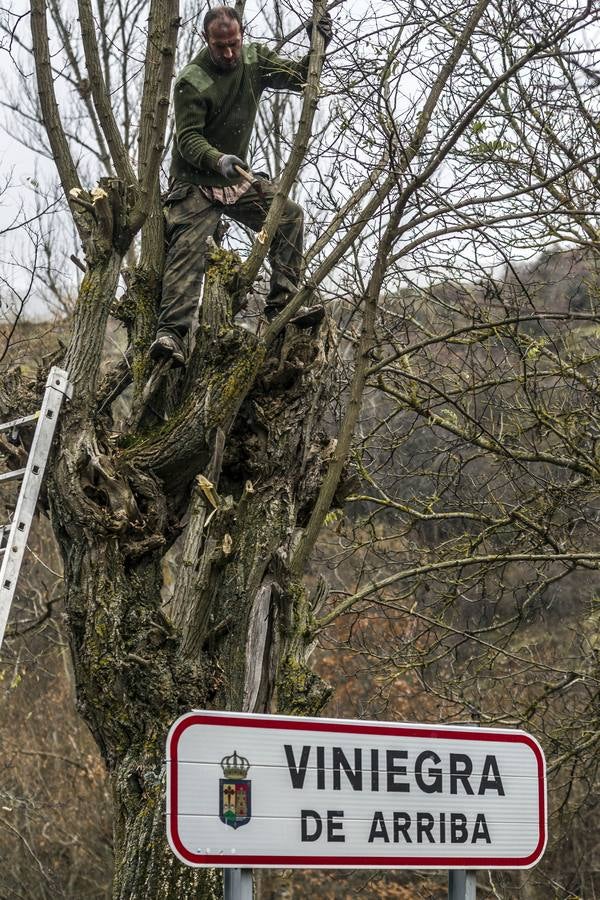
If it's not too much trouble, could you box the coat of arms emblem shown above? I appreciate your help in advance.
[219,750,251,829]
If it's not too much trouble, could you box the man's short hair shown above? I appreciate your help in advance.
[203,6,243,35]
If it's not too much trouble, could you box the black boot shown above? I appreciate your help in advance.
[149,334,186,368]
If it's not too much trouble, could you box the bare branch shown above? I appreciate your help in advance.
[77,0,137,185]
[29,0,81,199]
[129,0,180,233]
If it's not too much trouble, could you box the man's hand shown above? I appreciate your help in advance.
[217,154,249,180]
[305,10,333,48]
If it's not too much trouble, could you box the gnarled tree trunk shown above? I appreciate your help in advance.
[38,237,336,897]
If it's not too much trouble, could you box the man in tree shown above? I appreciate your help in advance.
[149,5,332,368]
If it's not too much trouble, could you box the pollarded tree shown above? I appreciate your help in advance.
[2,0,599,897]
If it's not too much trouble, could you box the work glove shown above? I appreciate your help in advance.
[217,154,249,180]
[305,10,333,48]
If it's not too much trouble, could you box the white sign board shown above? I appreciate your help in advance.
[166,711,546,870]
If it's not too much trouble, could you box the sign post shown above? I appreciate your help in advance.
[223,868,252,900]
[448,870,477,899]
[167,710,546,887]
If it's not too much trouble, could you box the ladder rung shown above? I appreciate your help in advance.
[0,413,39,434]
[1,366,72,651]
[0,469,26,484]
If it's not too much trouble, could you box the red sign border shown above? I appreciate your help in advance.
[166,711,547,870]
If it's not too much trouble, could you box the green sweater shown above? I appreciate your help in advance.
[170,43,309,187]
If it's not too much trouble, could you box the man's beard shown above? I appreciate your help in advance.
[208,49,240,71]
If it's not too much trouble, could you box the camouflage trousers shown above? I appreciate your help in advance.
[158,179,304,343]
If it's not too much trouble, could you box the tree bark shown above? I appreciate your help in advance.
[23,3,339,889]
[37,242,337,896]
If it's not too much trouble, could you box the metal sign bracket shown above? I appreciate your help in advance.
[221,867,478,899]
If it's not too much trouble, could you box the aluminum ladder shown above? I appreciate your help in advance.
[0,366,72,650]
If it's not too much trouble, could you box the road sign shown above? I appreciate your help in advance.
[166,711,546,870]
